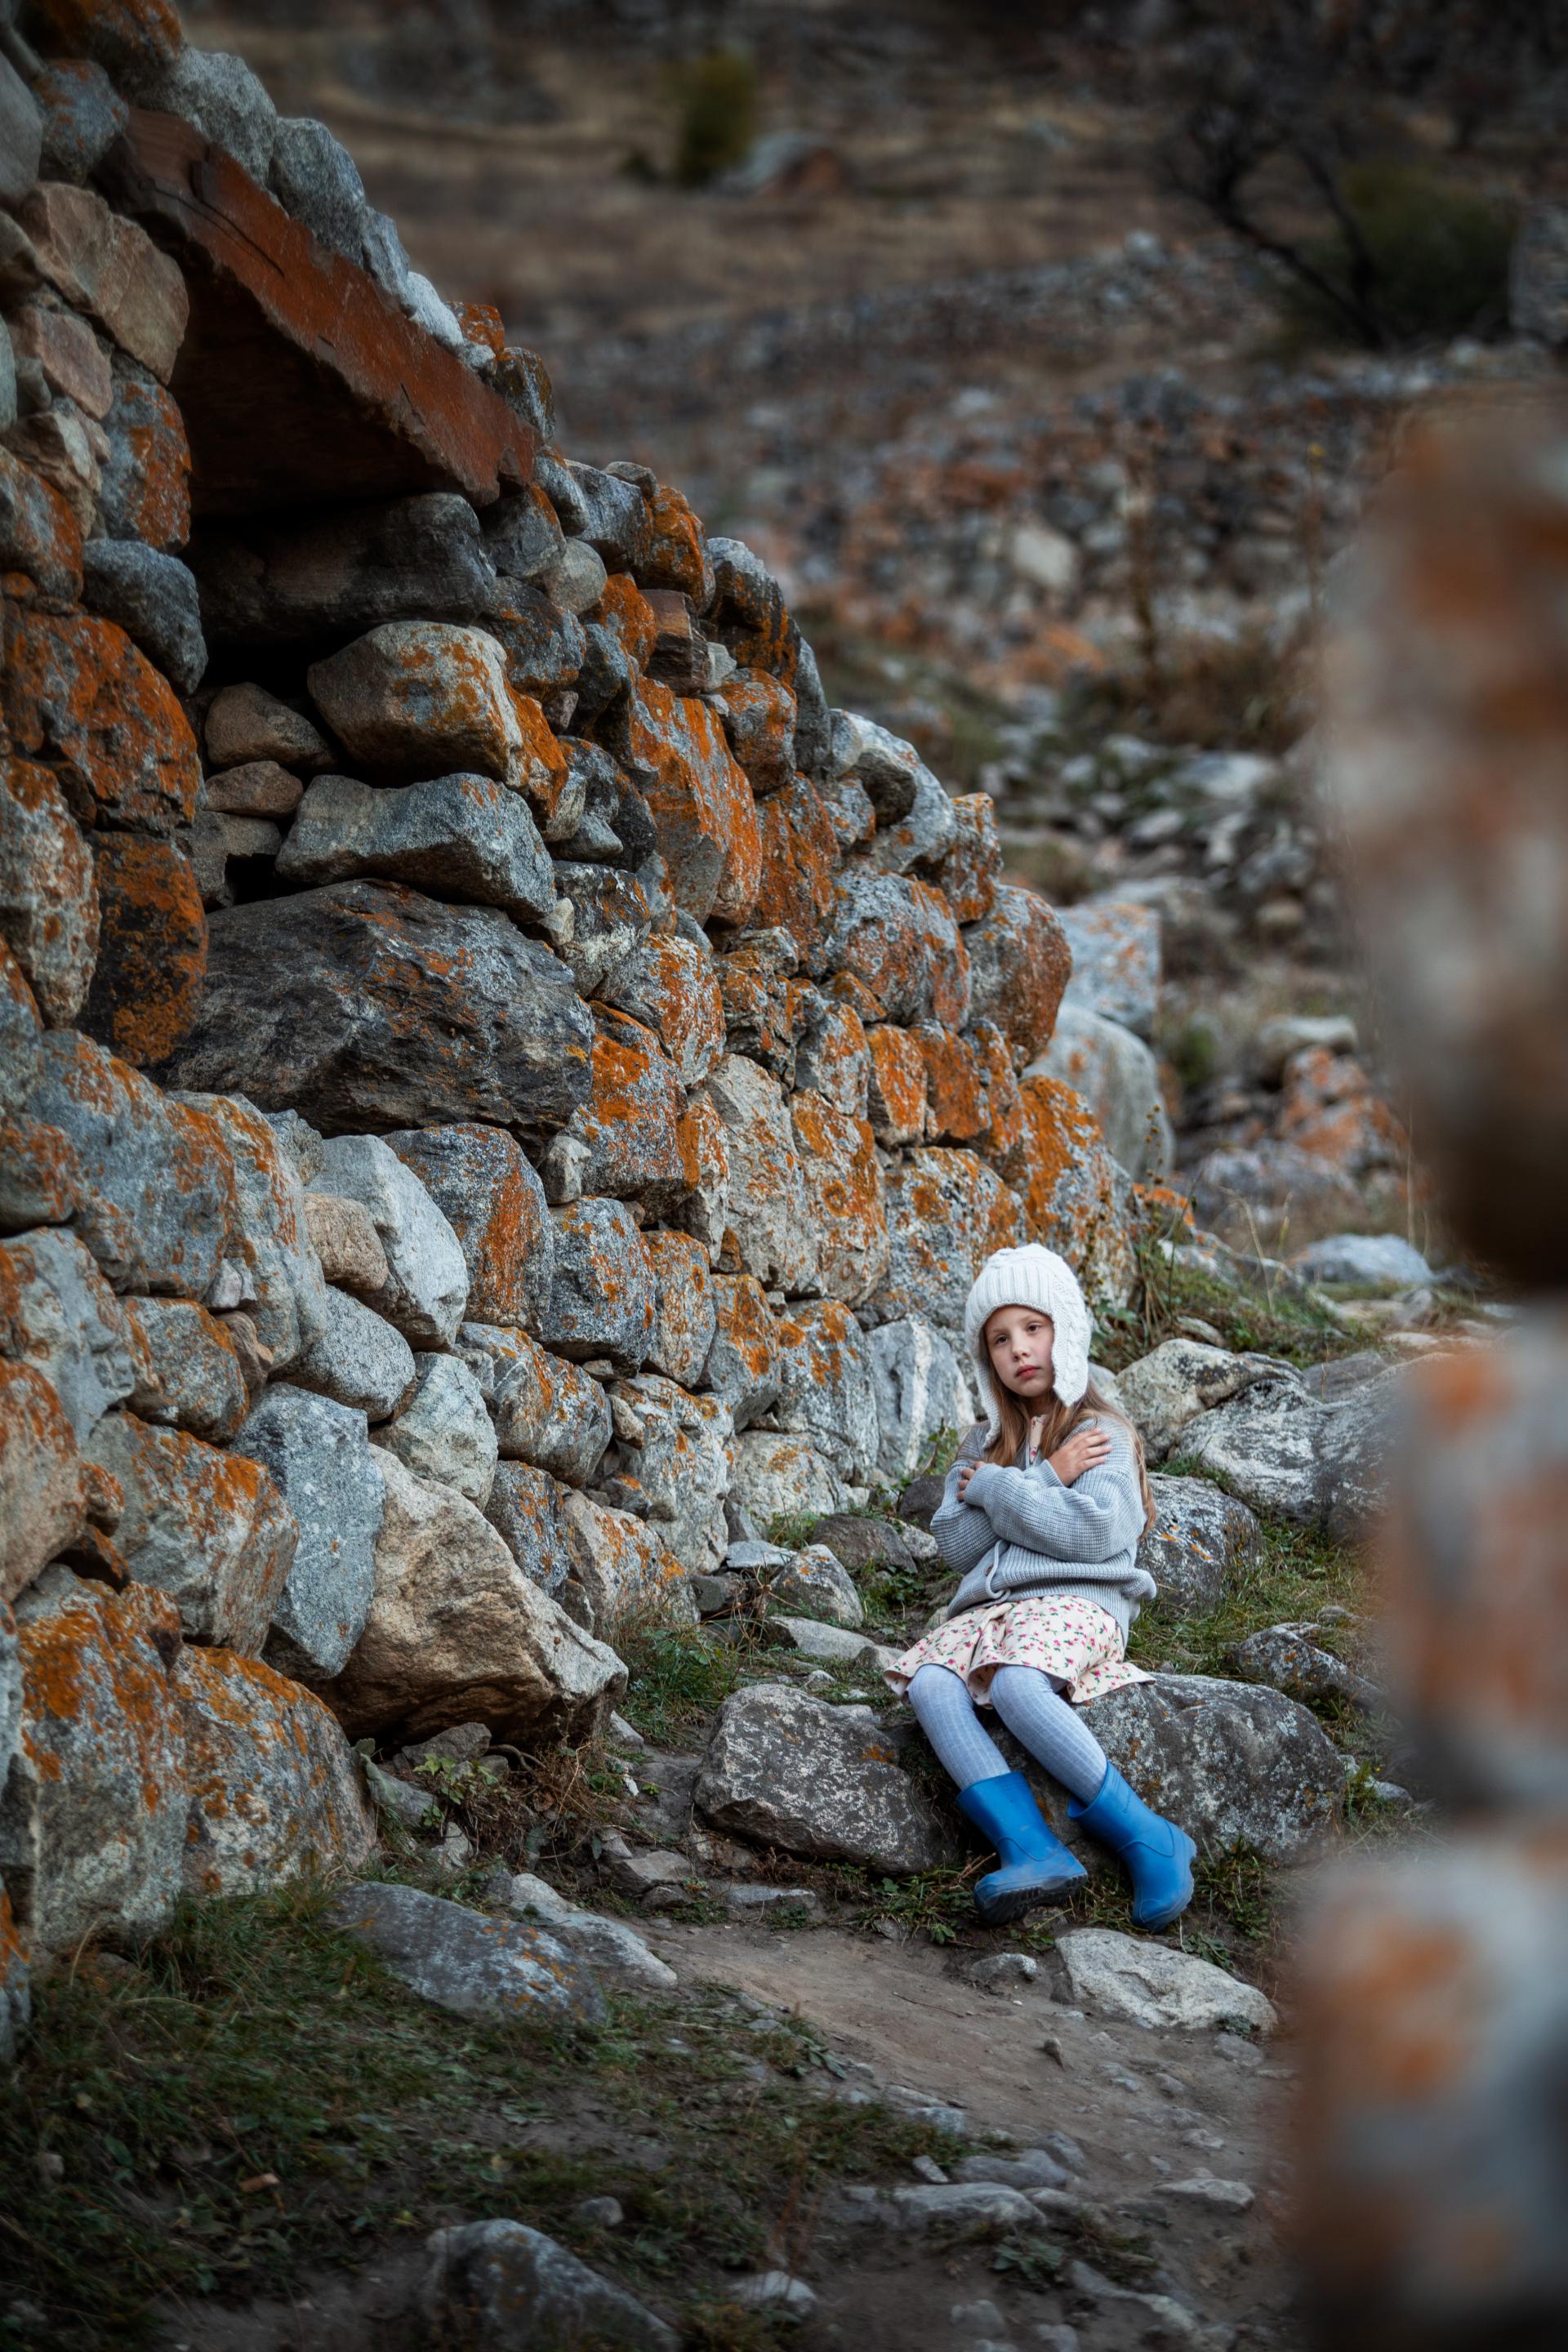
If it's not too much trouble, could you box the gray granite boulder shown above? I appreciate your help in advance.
[421,2217,675,2351]
[81,541,207,694]
[1138,1473,1264,1618]
[277,771,558,924]
[325,1883,604,2026]
[1182,1368,1399,1545]
[158,883,593,1146]
[697,1682,952,1875]
[233,1384,385,1680]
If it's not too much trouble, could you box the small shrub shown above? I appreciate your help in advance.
[1275,163,1517,349]
[667,51,758,188]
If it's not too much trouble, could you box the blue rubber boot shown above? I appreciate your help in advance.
[956,1771,1087,1925]
[1069,1762,1196,1931]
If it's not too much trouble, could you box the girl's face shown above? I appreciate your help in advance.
[984,1304,1056,1402]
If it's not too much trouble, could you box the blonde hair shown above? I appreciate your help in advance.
[982,1372,1156,1534]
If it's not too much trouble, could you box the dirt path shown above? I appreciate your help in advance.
[644,1916,1304,2349]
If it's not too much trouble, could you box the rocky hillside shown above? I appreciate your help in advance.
[1,7,1563,2350]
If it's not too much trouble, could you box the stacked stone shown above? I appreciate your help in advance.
[0,1,1134,2038]
[1291,413,1568,2345]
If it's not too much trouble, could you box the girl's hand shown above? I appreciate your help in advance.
[1049,1425,1112,1486]
[956,1461,979,1500]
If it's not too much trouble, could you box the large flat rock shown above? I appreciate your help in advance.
[104,109,534,516]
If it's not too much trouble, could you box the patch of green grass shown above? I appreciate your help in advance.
[612,1611,760,1747]
[853,1866,980,1947]
[0,1891,963,2348]
[1127,1506,1361,1684]
[764,1512,819,1553]
[1098,1239,1349,1374]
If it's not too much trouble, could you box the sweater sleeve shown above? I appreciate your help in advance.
[961,1432,1144,1564]
[929,1446,999,1576]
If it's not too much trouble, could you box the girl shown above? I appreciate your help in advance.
[886,1243,1195,1932]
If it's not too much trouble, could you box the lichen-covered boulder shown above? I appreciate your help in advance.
[1183,1368,1398,1548]
[327,1882,604,2026]
[826,871,969,1027]
[1028,1004,1172,1181]
[2,607,199,836]
[964,884,1071,1065]
[384,1123,555,1334]
[175,1645,376,1900]
[864,1024,927,1147]
[934,791,1001,925]
[158,883,593,1147]
[306,622,564,809]
[969,1019,1024,1162]
[275,769,559,923]
[751,775,840,971]
[231,1384,385,1682]
[774,1298,880,1485]
[482,1461,581,1600]
[712,672,795,795]
[701,1054,817,1294]
[87,1411,297,1655]
[122,1297,248,1445]
[549,864,651,1000]
[290,1285,416,1422]
[768,1544,865,1628]
[728,1431,849,1526]
[621,680,760,926]
[26,1031,236,1300]
[1058,898,1162,1040]
[866,756,957,878]
[642,1229,716,1388]
[0,1226,144,1445]
[791,1090,889,1306]
[697,1683,952,1875]
[1078,1673,1346,1865]
[701,1272,781,1428]
[867,1148,1024,1335]
[455,1323,610,1486]
[916,1025,990,1146]
[1139,1474,1265,1618]
[599,1374,733,1574]
[564,1009,685,1209]
[560,1489,695,1630]
[998,1076,1137,1313]
[314,1132,468,1348]
[870,1316,974,1483]
[795,996,869,1119]
[3,1572,186,1957]
[184,1092,330,1377]
[536,1197,656,1373]
[322,1453,625,1744]
[670,1094,730,1266]
[0,755,100,1027]
[1117,1339,1285,1463]
[0,1364,85,1606]
[598,933,725,1089]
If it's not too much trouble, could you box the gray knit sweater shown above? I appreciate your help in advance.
[929,1419,1156,1641]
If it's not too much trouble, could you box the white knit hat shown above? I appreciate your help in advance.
[962,1245,1093,1437]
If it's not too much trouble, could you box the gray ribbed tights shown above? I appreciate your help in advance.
[906,1662,1108,1805]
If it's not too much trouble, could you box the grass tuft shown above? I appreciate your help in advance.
[1,1891,963,2347]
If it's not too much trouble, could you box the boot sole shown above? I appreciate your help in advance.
[975,1872,1085,1927]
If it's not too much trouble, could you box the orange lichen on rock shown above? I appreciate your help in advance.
[937,792,1002,924]
[864,1024,927,1147]
[568,1007,685,1207]
[713,674,796,795]
[0,448,84,605]
[642,1227,716,1388]
[970,1018,1024,1161]
[174,1644,376,1900]
[752,777,840,969]
[916,1024,989,1143]
[0,1361,84,1604]
[80,832,206,1067]
[2,608,201,835]
[790,1089,889,1306]
[621,679,761,927]
[12,1576,186,1955]
[638,480,714,608]
[1001,1074,1136,1308]
[597,573,657,673]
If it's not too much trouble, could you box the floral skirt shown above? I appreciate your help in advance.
[884,1592,1151,1708]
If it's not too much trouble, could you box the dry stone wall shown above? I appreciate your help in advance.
[0,0,1139,2030]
